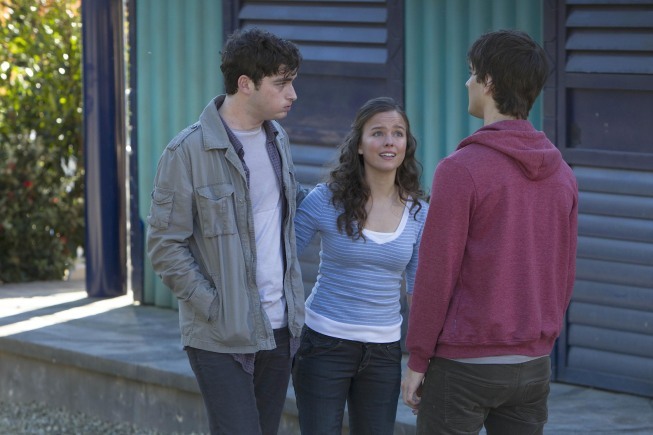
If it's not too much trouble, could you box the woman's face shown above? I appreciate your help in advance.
[357,110,407,177]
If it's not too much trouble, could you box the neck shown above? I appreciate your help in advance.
[366,172,399,200]
[218,94,264,131]
[483,106,518,126]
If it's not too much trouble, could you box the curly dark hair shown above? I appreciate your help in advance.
[328,97,426,240]
[220,28,302,95]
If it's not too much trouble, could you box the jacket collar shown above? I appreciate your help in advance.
[199,95,284,150]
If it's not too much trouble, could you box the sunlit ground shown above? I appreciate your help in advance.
[0,261,133,337]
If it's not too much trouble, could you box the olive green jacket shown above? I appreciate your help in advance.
[147,96,305,353]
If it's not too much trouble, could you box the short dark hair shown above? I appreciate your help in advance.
[220,28,302,95]
[328,97,426,239]
[467,29,549,119]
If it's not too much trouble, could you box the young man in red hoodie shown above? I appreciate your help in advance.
[401,29,578,434]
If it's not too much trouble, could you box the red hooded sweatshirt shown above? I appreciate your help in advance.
[406,120,578,373]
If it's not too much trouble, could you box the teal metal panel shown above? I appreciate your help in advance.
[405,0,544,190]
[137,0,223,307]
[136,0,542,308]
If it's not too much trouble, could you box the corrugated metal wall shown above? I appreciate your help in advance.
[544,0,653,397]
[405,0,543,187]
[136,0,544,308]
[136,0,223,307]
[222,0,406,297]
[566,166,653,396]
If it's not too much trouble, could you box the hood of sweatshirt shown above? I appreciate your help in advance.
[457,120,563,181]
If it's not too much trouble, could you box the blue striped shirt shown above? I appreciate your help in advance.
[295,183,428,342]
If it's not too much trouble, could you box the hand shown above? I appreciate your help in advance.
[401,368,425,415]
[207,294,220,322]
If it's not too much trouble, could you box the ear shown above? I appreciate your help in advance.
[483,75,494,95]
[358,147,363,155]
[237,75,253,94]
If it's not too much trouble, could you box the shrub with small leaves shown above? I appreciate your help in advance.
[0,0,83,283]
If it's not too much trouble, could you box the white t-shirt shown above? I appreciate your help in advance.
[233,126,286,328]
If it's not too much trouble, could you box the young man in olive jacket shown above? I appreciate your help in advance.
[147,28,305,435]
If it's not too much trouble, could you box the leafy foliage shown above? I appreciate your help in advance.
[0,0,83,282]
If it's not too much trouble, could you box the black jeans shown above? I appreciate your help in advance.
[292,327,402,435]
[186,328,292,435]
[417,356,551,435]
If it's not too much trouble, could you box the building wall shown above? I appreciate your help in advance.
[134,0,544,307]
[135,0,223,306]
[405,0,543,187]
[128,0,653,399]
[544,0,653,397]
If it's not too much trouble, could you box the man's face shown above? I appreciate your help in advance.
[248,68,298,122]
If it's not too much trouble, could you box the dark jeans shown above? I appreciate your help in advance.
[186,328,292,435]
[292,327,402,435]
[417,356,551,435]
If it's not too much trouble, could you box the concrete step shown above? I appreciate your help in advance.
[0,279,414,434]
[1,279,652,434]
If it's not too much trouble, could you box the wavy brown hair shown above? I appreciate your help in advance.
[328,97,426,240]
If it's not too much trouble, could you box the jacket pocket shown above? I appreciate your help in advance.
[196,184,237,237]
[147,187,175,229]
[209,274,254,346]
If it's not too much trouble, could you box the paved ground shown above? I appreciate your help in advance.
[0,399,171,435]
[1,274,652,434]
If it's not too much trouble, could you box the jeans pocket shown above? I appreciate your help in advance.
[297,328,341,359]
[379,341,402,363]
[443,371,507,430]
[519,378,550,421]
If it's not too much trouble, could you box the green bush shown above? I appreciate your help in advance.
[0,0,83,283]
